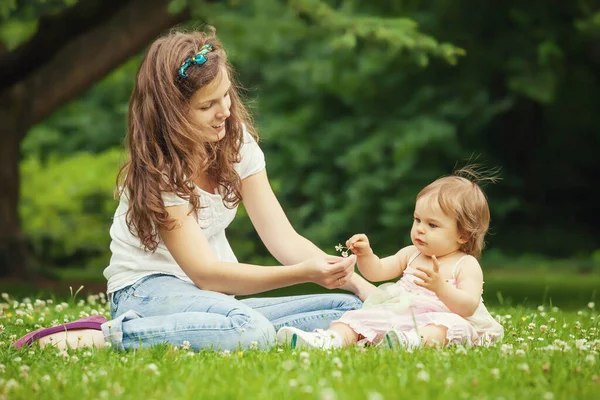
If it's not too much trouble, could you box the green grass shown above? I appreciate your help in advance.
[0,293,599,399]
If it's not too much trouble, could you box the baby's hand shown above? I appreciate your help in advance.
[414,255,445,293]
[346,234,373,257]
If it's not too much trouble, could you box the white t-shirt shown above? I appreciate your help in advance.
[103,129,266,294]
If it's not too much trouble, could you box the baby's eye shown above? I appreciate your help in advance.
[414,217,421,223]
[429,223,438,228]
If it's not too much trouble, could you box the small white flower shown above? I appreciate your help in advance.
[332,370,342,379]
[182,340,191,350]
[332,357,342,368]
[4,378,18,391]
[445,377,454,386]
[517,363,530,373]
[319,388,337,400]
[222,350,231,357]
[250,341,258,350]
[300,351,310,359]
[515,349,526,356]
[302,385,314,393]
[146,363,160,375]
[416,370,430,382]
[588,302,595,309]
[585,354,596,366]
[366,392,384,400]
[491,368,500,379]
[289,379,298,388]
[543,392,554,400]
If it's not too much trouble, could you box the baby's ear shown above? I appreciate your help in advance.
[457,232,468,244]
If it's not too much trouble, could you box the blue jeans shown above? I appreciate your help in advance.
[101,274,362,351]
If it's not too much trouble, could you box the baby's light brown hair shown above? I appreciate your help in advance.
[416,166,498,258]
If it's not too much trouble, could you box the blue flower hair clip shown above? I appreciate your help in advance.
[177,44,215,79]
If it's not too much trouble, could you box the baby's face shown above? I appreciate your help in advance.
[410,195,465,257]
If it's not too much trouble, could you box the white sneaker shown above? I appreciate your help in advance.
[277,327,342,350]
[384,329,421,350]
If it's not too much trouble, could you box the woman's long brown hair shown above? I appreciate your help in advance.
[116,28,257,251]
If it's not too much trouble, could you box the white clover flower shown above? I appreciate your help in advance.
[15,318,23,325]
[0,363,5,373]
[332,357,342,369]
[41,375,51,383]
[341,251,349,258]
[528,323,536,330]
[575,321,582,329]
[515,349,526,356]
[146,363,160,375]
[1,293,9,301]
[416,370,430,382]
[445,377,454,386]
[250,341,258,350]
[540,325,548,333]
[319,388,337,400]
[517,363,530,373]
[543,393,554,400]
[5,378,18,391]
[537,306,545,312]
[366,392,384,400]
[289,379,298,388]
[13,356,22,363]
[300,351,310,359]
[332,370,342,379]
[281,360,295,371]
[302,385,314,394]
[491,368,500,379]
[182,340,191,351]
[585,354,596,365]
[185,351,195,357]
[222,350,231,358]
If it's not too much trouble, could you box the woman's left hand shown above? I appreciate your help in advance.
[413,255,445,294]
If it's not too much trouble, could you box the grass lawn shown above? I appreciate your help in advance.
[0,291,598,399]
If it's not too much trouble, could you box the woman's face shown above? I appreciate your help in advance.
[189,68,232,142]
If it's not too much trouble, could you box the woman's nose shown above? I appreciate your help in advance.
[216,103,231,119]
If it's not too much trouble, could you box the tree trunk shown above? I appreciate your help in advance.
[0,84,30,278]
[0,0,189,278]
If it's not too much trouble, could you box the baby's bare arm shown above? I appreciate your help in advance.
[435,256,484,317]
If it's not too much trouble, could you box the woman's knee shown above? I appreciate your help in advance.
[230,308,276,348]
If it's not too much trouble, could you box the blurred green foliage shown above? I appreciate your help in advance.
[6,0,600,273]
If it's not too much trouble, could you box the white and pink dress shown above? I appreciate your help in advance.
[335,252,504,346]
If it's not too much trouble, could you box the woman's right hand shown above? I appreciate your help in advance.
[300,254,357,289]
[346,234,374,257]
